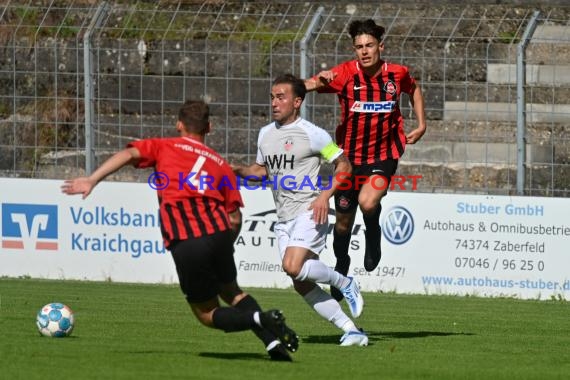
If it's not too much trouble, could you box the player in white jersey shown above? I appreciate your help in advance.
[233,74,368,347]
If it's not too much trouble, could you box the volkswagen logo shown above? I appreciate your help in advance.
[382,206,414,245]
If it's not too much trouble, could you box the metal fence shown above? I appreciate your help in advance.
[1,1,569,196]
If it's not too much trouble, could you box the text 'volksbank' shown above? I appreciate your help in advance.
[69,206,165,258]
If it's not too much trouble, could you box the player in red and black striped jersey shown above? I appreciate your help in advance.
[305,19,426,300]
[62,100,298,361]
[126,133,240,245]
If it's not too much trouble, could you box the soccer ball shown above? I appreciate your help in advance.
[36,302,75,337]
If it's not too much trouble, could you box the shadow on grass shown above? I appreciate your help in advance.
[302,334,344,345]
[199,352,271,361]
[373,331,475,340]
[128,350,271,360]
[129,349,193,354]
[303,330,474,346]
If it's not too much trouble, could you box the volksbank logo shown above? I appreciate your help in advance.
[1,203,59,250]
[351,101,396,113]
[382,206,414,245]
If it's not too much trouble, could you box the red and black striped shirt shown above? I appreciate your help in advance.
[128,137,243,248]
[316,60,416,165]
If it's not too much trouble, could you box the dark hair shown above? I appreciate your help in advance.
[272,73,306,101]
[178,100,209,134]
[348,19,385,43]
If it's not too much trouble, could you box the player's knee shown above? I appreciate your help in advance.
[283,261,301,278]
[359,199,381,214]
[194,311,215,328]
[334,222,351,235]
[334,215,353,235]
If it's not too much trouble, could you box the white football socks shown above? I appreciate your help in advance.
[302,285,357,332]
[295,259,350,290]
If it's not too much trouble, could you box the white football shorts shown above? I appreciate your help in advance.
[273,210,328,260]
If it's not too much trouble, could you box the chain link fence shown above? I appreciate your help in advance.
[1,1,569,195]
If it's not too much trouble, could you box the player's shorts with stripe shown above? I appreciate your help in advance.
[274,210,328,259]
[169,229,236,303]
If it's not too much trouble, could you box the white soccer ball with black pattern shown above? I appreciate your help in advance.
[36,303,75,337]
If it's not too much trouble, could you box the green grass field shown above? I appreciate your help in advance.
[1,278,568,380]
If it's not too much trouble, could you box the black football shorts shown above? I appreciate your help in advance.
[334,159,398,213]
[169,230,236,303]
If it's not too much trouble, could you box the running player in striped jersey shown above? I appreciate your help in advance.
[62,100,299,361]
[304,19,426,301]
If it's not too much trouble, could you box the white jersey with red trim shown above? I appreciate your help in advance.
[256,117,342,221]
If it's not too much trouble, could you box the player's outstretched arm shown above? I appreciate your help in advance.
[231,162,267,179]
[61,147,140,199]
[406,85,427,144]
[304,70,337,92]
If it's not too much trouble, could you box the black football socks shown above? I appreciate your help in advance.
[363,206,382,271]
